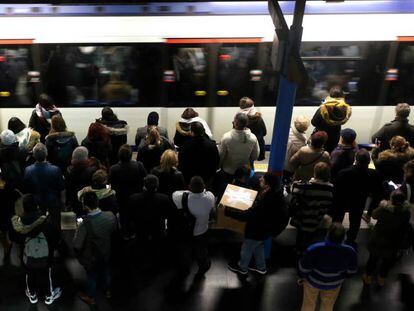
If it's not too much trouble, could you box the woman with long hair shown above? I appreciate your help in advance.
[29,93,61,142]
[151,149,185,196]
[45,115,78,172]
[137,126,174,172]
[81,122,112,168]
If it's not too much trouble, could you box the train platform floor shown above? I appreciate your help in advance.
[1,228,414,311]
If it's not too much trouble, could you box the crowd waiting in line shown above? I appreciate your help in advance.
[0,88,414,311]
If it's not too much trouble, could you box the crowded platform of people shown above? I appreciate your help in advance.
[1,89,414,311]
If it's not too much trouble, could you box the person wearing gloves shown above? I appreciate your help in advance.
[29,93,61,143]
[239,97,267,161]
[311,86,352,153]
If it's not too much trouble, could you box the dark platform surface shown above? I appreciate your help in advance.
[1,229,414,311]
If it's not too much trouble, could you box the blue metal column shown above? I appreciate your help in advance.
[265,0,306,259]
[268,77,297,174]
[268,0,306,176]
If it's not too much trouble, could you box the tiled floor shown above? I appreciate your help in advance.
[1,228,414,311]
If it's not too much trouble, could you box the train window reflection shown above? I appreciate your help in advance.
[388,43,414,106]
[167,47,208,107]
[40,44,161,107]
[0,47,34,106]
[216,46,257,106]
[297,42,387,106]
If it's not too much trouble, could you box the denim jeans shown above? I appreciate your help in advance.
[86,260,111,299]
[239,239,266,271]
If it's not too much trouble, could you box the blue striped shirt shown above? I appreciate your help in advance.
[298,241,358,290]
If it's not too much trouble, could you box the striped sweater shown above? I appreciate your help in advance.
[299,241,358,290]
[290,179,334,232]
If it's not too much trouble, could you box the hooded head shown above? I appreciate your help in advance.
[8,117,26,134]
[101,106,118,122]
[147,111,159,126]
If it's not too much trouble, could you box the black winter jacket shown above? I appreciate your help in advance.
[45,131,79,173]
[372,118,414,153]
[178,135,219,184]
[225,188,288,240]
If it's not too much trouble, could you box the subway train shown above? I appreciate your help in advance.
[0,1,413,146]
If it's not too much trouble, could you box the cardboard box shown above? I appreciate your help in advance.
[214,184,258,234]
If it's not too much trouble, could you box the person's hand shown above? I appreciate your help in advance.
[297,278,304,286]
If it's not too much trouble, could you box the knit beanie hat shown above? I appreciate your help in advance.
[1,129,17,146]
[72,146,89,163]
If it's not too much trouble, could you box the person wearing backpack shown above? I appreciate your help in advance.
[19,194,62,305]
[226,172,288,275]
[73,191,117,305]
[171,176,215,282]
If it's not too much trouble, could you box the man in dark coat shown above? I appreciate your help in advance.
[135,111,169,148]
[109,144,147,237]
[129,174,171,240]
[333,149,383,244]
[178,121,219,187]
[372,103,414,153]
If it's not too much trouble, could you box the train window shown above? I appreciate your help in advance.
[39,44,162,107]
[216,45,258,106]
[167,46,208,107]
[261,42,388,106]
[300,43,388,106]
[387,43,414,106]
[0,47,35,106]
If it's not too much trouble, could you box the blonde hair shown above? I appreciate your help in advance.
[160,149,178,172]
[294,116,310,133]
[146,126,161,146]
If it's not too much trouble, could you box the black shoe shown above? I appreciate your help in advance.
[248,267,267,275]
[227,262,248,275]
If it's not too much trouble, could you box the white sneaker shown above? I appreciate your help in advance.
[25,289,38,304]
[45,287,62,305]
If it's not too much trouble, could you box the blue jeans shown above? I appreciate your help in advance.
[86,260,111,299]
[239,239,266,271]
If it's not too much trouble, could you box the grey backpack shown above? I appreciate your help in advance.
[23,232,49,269]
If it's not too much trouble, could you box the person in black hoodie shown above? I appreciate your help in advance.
[239,97,267,161]
[226,172,288,275]
[96,107,128,165]
[13,194,62,305]
[178,121,219,187]
[109,144,147,237]
[78,169,119,215]
[45,115,79,173]
[29,93,61,143]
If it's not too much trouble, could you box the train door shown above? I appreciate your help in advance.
[0,41,36,107]
[165,42,209,107]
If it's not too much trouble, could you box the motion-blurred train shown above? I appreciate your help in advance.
[0,1,413,145]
